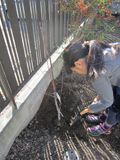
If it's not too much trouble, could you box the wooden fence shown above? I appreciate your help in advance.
[0,0,74,112]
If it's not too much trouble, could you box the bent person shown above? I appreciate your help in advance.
[63,40,120,136]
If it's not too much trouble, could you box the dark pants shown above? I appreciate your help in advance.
[105,87,120,125]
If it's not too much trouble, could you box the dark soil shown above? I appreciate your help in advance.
[6,16,120,160]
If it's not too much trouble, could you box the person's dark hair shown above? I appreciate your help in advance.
[63,40,113,81]
[63,43,88,74]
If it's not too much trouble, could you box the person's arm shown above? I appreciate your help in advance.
[88,73,114,113]
[87,95,100,113]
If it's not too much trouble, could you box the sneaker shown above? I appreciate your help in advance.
[85,115,104,124]
[87,123,111,136]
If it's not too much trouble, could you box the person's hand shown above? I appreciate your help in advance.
[87,106,94,113]
[87,95,99,113]
[92,95,99,104]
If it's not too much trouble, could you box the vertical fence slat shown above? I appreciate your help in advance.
[0,25,18,92]
[59,3,63,42]
[30,0,40,65]
[0,1,20,87]
[23,0,37,68]
[40,0,47,58]
[66,11,70,36]
[6,0,28,79]
[36,0,44,61]
[1,0,22,85]
[63,10,66,38]
[48,0,54,53]
[34,0,42,64]
[53,1,56,48]
[57,3,61,44]
[45,0,50,54]
[16,0,33,74]
[55,1,58,45]
[20,0,34,73]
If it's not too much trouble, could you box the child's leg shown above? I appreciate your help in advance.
[104,93,120,127]
[87,93,120,136]
[105,109,118,126]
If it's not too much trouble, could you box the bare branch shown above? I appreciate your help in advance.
[39,22,62,121]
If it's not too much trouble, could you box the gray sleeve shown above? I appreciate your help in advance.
[89,73,114,113]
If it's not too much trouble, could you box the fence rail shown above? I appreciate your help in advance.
[0,0,74,112]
